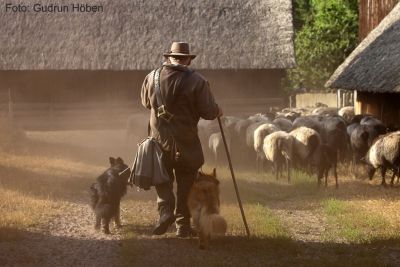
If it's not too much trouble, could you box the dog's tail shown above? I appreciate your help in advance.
[199,212,227,237]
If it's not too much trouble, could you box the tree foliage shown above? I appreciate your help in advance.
[287,0,359,91]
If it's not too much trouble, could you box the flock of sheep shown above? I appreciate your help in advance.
[199,106,400,188]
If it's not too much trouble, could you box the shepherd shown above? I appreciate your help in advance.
[140,42,223,237]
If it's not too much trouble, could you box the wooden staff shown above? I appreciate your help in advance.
[217,117,250,237]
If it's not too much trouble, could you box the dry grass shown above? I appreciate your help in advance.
[0,188,61,241]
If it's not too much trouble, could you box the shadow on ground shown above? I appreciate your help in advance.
[121,223,400,267]
[0,227,122,267]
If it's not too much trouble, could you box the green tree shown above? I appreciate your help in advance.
[287,0,358,91]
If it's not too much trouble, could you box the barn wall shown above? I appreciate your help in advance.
[358,0,398,41]
[0,69,283,102]
[356,91,400,129]
[0,69,284,129]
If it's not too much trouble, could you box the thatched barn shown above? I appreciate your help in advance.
[326,2,400,129]
[0,0,295,130]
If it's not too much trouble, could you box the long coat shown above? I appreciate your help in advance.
[141,62,219,169]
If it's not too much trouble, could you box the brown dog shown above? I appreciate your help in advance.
[188,168,227,249]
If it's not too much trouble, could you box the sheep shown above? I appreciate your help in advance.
[248,113,271,123]
[311,144,338,188]
[263,131,294,182]
[253,123,279,172]
[289,126,322,164]
[363,131,400,186]
[338,106,355,123]
[311,107,338,116]
[208,132,231,168]
[360,116,387,134]
[350,114,372,124]
[347,122,359,137]
[350,123,386,163]
[245,122,265,151]
[272,118,293,132]
[292,115,324,134]
[275,110,301,122]
[320,115,349,161]
[290,127,338,187]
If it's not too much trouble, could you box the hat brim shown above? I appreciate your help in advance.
[163,52,196,59]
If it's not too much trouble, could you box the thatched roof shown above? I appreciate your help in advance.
[0,0,295,70]
[326,3,400,93]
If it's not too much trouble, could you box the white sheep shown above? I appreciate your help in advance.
[364,131,400,186]
[338,106,355,122]
[290,126,338,188]
[263,131,294,182]
[289,126,322,163]
[208,132,230,168]
[253,123,279,172]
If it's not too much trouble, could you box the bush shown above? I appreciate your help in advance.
[287,0,358,92]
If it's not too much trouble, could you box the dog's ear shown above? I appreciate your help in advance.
[116,157,124,165]
[109,157,116,166]
[212,168,216,178]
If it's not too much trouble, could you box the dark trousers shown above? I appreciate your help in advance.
[155,163,197,228]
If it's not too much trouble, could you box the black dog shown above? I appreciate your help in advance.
[90,157,131,234]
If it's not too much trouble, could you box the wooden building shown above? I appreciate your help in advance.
[0,0,295,130]
[326,2,400,129]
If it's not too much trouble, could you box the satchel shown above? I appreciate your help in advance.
[129,67,172,190]
[130,137,170,190]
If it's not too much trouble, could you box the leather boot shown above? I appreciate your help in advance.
[153,208,175,235]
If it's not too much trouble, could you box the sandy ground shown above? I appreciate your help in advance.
[0,201,124,267]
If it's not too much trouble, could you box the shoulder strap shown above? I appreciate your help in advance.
[153,66,193,123]
[153,67,164,108]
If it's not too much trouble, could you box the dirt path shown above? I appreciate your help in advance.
[0,202,123,267]
[273,207,327,242]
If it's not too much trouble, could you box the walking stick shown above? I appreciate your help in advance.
[217,117,250,237]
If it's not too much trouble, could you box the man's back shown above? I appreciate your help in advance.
[141,63,219,169]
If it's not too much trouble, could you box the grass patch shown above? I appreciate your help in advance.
[322,198,393,243]
[223,203,290,238]
[0,188,62,241]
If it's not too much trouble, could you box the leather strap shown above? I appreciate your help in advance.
[154,67,164,108]
[153,66,193,123]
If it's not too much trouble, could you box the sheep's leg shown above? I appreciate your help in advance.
[286,158,291,183]
[274,162,279,180]
[351,153,357,176]
[103,217,111,234]
[256,154,260,173]
[95,215,101,230]
[317,168,323,187]
[380,167,387,186]
[334,162,338,189]
[390,169,396,187]
[325,168,328,187]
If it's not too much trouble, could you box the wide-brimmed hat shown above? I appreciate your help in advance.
[163,42,196,59]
